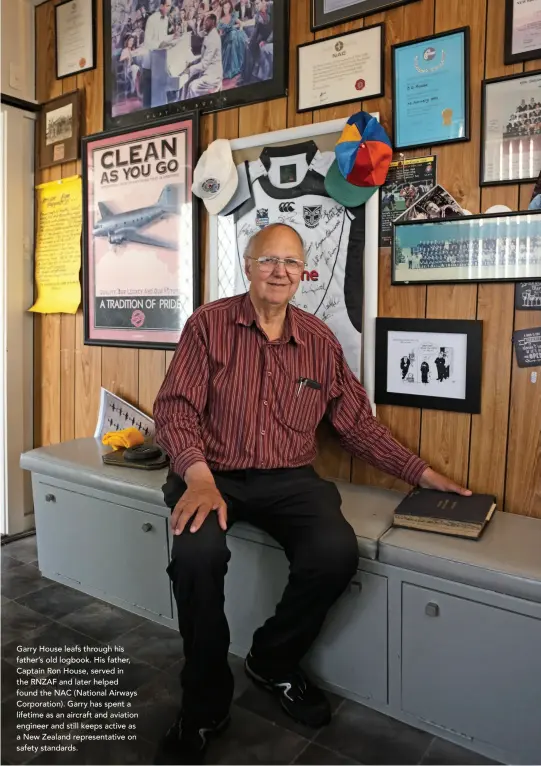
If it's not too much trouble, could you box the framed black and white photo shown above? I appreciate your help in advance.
[481,70,541,186]
[104,0,288,131]
[393,210,541,285]
[55,0,97,79]
[375,318,483,414]
[38,90,81,169]
[297,25,384,112]
[505,0,541,64]
[311,0,419,32]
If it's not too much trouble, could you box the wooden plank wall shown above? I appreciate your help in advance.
[34,0,541,517]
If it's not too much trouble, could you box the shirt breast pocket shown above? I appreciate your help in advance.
[279,380,325,433]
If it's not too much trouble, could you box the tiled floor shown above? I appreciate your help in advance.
[1,535,498,766]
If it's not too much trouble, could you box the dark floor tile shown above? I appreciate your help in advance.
[1,660,17,701]
[293,742,359,765]
[112,619,183,670]
[58,600,145,643]
[1,601,52,650]
[15,582,97,621]
[210,704,309,764]
[2,555,26,573]
[131,670,183,743]
[229,653,252,701]
[1,565,52,601]
[236,678,343,739]
[421,737,501,765]
[2,536,38,564]
[1,594,11,605]
[26,735,156,765]
[2,619,100,666]
[315,700,433,765]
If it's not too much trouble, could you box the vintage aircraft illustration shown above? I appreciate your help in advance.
[93,184,181,250]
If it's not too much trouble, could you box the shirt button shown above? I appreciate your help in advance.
[261,430,266,436]
[267,371,271,377]
[263,400,268,406]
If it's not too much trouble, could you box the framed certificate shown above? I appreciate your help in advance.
[55,0,96,79]
[505,0,541,64]
[297,25,384,113]
[311,0,420,32]
[392,27,470,152]
[481,70,541,186]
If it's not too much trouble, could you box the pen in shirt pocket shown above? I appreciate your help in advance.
[296,377,322,396]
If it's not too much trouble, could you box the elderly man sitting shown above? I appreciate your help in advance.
[153,223,470,764]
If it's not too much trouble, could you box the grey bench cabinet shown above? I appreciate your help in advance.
[20,438,541,765]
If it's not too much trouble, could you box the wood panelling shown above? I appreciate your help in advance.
[35,0,541,516]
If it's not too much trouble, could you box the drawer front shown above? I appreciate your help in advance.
[306,571,388,705]
[402,583,541,760]
[34,480,172,618]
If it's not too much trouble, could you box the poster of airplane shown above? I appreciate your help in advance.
[82,115,199,350]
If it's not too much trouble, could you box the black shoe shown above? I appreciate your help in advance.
[244,652,331,728]
[153,711,230,765]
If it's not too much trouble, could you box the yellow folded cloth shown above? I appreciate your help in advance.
[102,427,145,451]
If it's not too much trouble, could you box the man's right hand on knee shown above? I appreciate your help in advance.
[171,462,227,536]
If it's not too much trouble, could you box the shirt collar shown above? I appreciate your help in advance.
[236,293,305,345]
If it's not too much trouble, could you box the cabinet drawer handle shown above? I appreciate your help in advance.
[425,602,439,617]
[349,580,362,593]
[45,493,56,503]
[142,523,153,532]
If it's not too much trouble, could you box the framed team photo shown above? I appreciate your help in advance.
[82,114,200,350]
[375,318,483,414]
[311,0,420,32]
[103,0,288,131]
[481,70,541,186]
[392,210,541,285]
[207,116,381,405]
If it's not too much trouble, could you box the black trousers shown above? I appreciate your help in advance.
[162,466,359,723]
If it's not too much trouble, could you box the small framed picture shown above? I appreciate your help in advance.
[311,0,420,32]
[375,318,483,414]
[392,210,541,285]
[481,70,541,186]
[297,25,384,113]
[392,27,470,152]
[38,90,81,170]
[55,0,97,79]
[505,0,541,64]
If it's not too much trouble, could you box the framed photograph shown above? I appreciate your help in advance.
[311,0,419,32]
[55,0,97,79]
[38,91,81,170]
[392,210,541,285]
[380,156,436,248]
[375,318,483,414]
[297,24,384,113]
[82,114,199,350]
[505,0,541,64]
[481,70,541,186]
[104,0,288,131]
[392,27,470,152]
[207,115,381,402]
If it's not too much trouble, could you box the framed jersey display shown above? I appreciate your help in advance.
[103,0,289,131]
[207,117,380,406]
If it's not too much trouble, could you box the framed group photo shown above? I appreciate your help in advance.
[38,90,81,170]
[392,27,470,152]
[392,210,541,285]
[311,0,419,32]
[375,318,483,414]
[82,114,200,350]
[505,0,541,64]
[297,24,384,113]
[103,0,288,130]
[481,70,541,186]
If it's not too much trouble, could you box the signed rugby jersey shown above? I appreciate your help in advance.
[233,140,366,379]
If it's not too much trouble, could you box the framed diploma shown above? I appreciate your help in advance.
[55,0,97,79]
[392,27,470,152]
[311,0,420,32]
[297,25,384,113]
[505,0,541,64]
[481,70,541,186]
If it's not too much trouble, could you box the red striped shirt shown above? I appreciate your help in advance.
[154,293,427,485]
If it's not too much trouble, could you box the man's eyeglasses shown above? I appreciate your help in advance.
[249,256,305,274]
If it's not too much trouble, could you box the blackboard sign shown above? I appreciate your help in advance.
[513,327,541,368]
[515,281,541,310]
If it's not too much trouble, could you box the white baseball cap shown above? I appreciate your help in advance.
[218,161,253,217]
[192,139,238,215]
